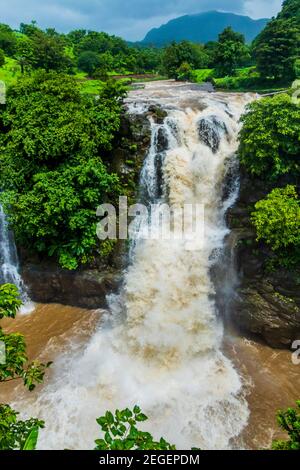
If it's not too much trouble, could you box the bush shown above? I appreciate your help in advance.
[193,68,215,83]
[78,51,101,77]
[251,185,300,267]
[0,405,43,450]
[95,406,176,450]
[239,94,300,178]
[272,401,300,450]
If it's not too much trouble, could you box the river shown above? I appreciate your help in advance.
[0,81,299,450]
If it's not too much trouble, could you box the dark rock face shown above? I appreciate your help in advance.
[20,111,151,310]
[227,170,300,349]
[198,115,228,153]
[22,264,122,309]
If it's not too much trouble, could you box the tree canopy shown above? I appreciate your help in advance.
[0,72,125,269]
[239,94,300,178]
[162,40,209,79]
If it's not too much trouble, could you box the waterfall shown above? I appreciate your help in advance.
[0,205,33,312]
[15,83,254,449]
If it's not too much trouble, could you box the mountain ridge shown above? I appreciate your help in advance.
[141,10,269,46]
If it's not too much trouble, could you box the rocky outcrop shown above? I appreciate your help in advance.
[22,263,122,309]
[227,170,300,348]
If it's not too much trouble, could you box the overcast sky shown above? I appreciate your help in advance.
[0,0,283,40]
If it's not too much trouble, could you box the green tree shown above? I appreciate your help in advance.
[214,27,250,77]
[28,30,72,72]
[251,185,300,267]
[162,41,209,79]
[0,283,50,450]
[19,21,40,37]
[0,48,5,68]
[67,29,87,45]
[75,31,113,55]
[239,94,300,178]
[78,51,101,77]
[0,72,126,269]
[176,62,194,81]
[95,406,176,450]
[15,36,34,74]
[272,401,300,450]
[253,18,299,82]
[0,24,16,56]
[278,0,300,20]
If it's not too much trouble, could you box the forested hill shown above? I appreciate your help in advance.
[141,11,269,46]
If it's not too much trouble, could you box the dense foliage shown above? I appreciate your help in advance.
[0,405,43,450]
[213,27,250,77]
[279,0,300,20]
[239,94,300,178]
[0,283,49,450]
[162,41,209,79]
[253,18,299,82]
[272,401,300,450]
[0,72,125,269]
[0,24,16,56]
[252,0,300,82]
[251,186,300,268]
[78,50,102,77]
[95,406,176,450]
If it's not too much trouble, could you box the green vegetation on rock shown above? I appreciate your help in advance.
[251,186,300,267]
[0,72,125,269]
[239,94,300,178]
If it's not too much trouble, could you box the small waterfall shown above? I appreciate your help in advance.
[16,83,254,449]
[0,205,33,312]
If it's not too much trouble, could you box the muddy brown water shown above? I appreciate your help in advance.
[0,303,299,450]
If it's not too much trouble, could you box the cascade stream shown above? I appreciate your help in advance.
[0,205,33,311]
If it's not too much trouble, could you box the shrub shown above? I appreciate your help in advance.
[95,406,176,450]
[272,401,300,450]
[251,185,300,267]
[239,94,300,178]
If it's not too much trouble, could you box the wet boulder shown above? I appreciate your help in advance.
[198,115,228,153]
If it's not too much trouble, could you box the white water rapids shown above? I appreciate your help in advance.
[13,82,255,449]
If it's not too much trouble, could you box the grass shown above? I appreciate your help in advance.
[77,79,105,95]
[193,68,215,82]
[193,66,290,93]
[0,57,21,87]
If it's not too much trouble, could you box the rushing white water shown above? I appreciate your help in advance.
[0,205,34,313]
[15,82,254,449]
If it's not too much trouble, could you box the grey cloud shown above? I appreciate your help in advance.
[0,0,282,40]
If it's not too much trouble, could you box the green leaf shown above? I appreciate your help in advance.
[22,427,39,451]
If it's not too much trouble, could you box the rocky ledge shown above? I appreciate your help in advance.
[22,263,122,309]
[227,170,300,349]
